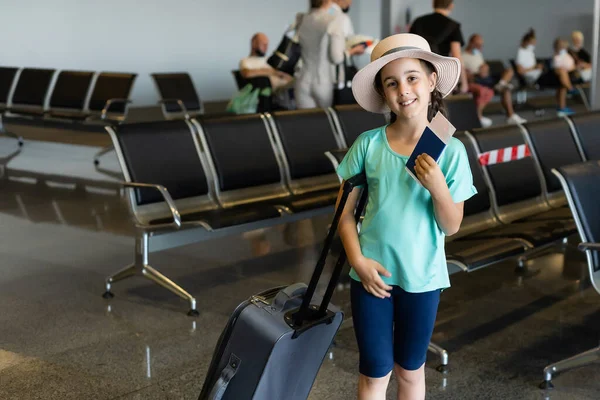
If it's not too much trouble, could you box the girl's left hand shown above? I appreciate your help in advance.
[414,154,447,196]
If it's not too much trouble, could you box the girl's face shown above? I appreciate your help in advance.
[380,58,436,121]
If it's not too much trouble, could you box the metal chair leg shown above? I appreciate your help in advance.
[574,86,591,111]
[143,265,198,316]
[540,346,600,389]
[93,145,114,166]
[102,232,198,316]
[103,263,137,298]
[428,342,449,373]
[516,240,569,274]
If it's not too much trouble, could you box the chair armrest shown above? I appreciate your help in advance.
[578,242,600,252]
[101,98,132,120]
[158,98,189,118]
[329,148,349,164]
[324,149,349,180]
[123,182,182,227]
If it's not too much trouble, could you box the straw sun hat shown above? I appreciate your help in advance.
[351,33,461,114]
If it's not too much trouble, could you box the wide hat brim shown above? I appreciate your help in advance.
[352,48,461,114]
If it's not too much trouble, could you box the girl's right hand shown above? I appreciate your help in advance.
[353,256,393,299]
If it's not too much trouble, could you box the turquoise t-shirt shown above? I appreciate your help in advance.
[336,125,477,293]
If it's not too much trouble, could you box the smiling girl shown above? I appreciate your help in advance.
[335,33,477,400]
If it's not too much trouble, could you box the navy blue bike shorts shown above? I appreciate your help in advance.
[350,278,441,378]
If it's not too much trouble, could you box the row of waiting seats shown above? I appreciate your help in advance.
[100,105,387,314]
[100,103,600,314]
[0,68,246,125]
[0,66,137,125]
[0,67,208,125]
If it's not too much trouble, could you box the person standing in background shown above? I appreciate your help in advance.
[409,0,469,94]
[295,0,363,109]
[329,0,365,100]
[329,0,354,37]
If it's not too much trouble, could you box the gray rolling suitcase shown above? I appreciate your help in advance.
[199,173,367,400]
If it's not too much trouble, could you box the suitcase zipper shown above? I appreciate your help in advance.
[249,295,269,306]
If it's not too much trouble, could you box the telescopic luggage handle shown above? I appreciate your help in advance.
[293,173,367,326]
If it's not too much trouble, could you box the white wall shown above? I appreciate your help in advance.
[352,0,382,40]
[401,0,595,63]
[0,0,308,106]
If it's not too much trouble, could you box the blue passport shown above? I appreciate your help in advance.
[405,112,456,184]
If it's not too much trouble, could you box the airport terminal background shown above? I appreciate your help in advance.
[1,0,600,399]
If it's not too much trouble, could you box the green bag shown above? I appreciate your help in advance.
[226,84,272,114]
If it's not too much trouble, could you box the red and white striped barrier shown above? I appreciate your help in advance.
[478,144,531,166]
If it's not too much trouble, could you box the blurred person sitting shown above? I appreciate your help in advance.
[240,32,294,91]
[548,37,582,116]
[463,34,526,124]
[569,30,592,82]
[515,28,544,87]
